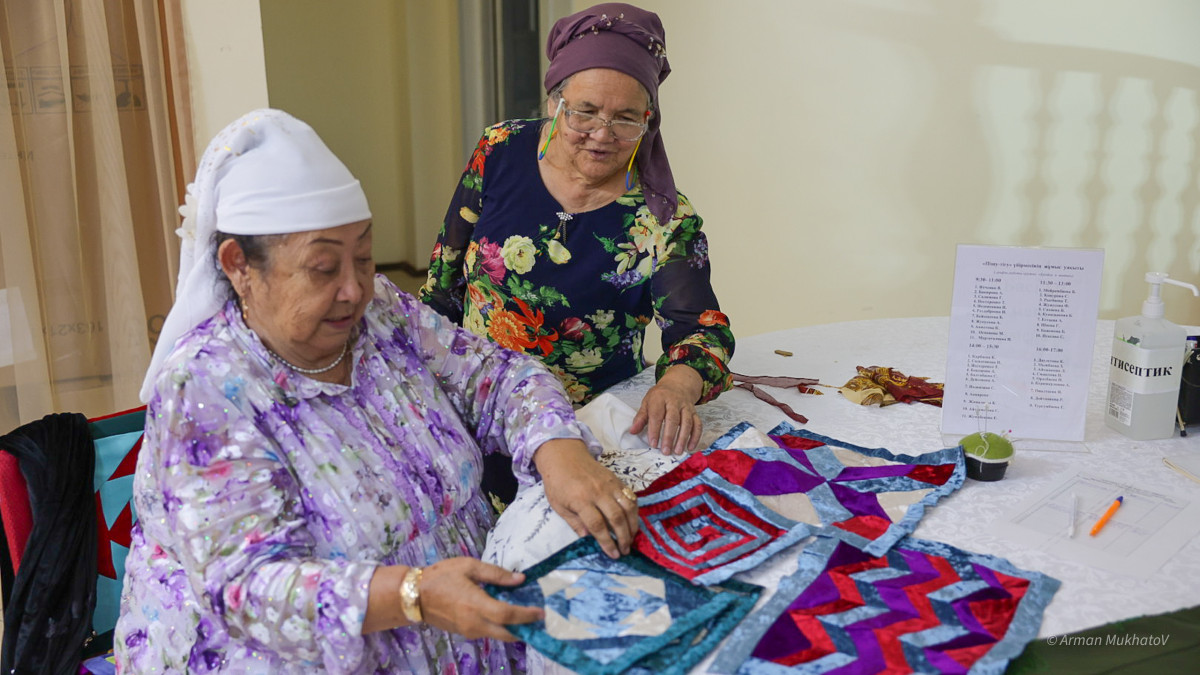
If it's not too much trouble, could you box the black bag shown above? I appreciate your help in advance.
[0,413,97,675]
[1180,340,1200,428]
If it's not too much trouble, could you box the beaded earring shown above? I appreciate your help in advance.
[624,110,651,190]
[539,98,565,161]
[624,136,643,191]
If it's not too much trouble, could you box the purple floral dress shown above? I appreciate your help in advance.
[114,276,592,674]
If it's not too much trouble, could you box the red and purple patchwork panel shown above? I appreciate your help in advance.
[635,465,814,585]
[711,535,1060,674]
[701,422,965,555]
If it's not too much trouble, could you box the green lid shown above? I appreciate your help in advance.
[959,432,1014,461]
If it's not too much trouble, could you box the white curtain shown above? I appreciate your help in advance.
[0,0,186,431]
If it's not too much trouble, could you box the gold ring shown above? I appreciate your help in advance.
[621,486,638,504]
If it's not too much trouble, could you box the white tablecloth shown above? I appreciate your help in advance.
[487,317,1200,672]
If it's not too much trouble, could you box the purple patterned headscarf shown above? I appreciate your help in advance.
[544,3,677,225]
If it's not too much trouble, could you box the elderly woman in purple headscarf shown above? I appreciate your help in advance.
[422,4,734,488]
[115,109,639,674]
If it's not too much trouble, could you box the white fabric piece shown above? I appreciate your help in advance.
[484,393,681,571]
[141,109,371,402]
[576,392,647,453]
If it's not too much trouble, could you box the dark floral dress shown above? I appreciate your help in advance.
[421,119,734,405]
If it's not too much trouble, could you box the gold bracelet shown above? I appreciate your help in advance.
[399,566,423,623]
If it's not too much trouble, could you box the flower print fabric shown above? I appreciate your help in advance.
[114,275,594,674]
[421,119,734,405]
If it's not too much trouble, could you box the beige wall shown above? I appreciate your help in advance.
[180,0,269,156]
[259,0,461,267]
[184,0,1200,335]
[624,0,1200,335]
[182,0,462,267]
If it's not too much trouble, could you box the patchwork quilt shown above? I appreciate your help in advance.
[711,535,1060,674]
[487,399,1053,674]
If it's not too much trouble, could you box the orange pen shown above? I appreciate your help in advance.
[1089,496,1123,536]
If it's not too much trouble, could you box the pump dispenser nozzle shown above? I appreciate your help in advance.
[1142,273,1199,319]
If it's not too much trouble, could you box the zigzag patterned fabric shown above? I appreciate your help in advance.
[487,537,762,675]
[712,535,1061,674]
[703,422,965,555]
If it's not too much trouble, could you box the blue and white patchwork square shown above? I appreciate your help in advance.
[540,568,671,639]
[487,537,762,675]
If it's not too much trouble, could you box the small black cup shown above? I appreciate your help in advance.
[965,454,1009,481]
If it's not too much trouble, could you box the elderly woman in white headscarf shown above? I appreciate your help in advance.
[115,110,639,674]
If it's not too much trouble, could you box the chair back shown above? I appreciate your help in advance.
[0,405,145,668]
[87,406,146,646]
[0,450,33,575]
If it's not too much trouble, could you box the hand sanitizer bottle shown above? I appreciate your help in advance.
[1105,273,1200,440]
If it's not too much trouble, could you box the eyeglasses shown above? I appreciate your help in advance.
[558,103,649,142]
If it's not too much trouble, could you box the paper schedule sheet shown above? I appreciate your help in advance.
[942,245,1104,441]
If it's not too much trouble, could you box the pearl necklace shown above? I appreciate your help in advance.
[265,341,349,375]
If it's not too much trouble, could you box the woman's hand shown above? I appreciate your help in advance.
[418,558,543,641]
[630,364,704,455]
[534,439,639,559]
[365,559,541,639]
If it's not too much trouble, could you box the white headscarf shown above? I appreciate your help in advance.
[140,109,371,402]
